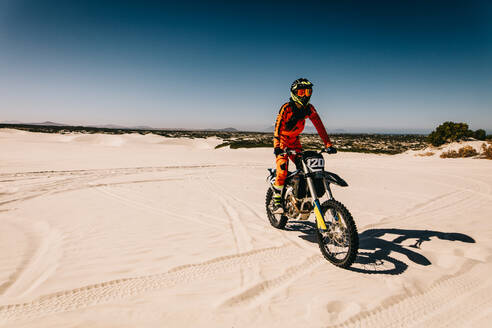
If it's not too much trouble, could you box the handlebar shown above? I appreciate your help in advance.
[279,148,328,156]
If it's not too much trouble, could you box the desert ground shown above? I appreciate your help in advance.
[1,128,491,327]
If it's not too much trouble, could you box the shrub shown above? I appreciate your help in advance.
[417,151,435,157]
[474,129,486,140]
[440,150,459,158]
[440,145,478,158]
[427,122,473,146]
[482,143,492,160]
[458,145,478,157]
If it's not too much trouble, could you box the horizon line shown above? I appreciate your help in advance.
[1,120,491,135]
[0,121,464,135]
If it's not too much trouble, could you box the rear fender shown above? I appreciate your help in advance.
[266,169,301,186]
[266,168,276,186]
[286,169,301,179]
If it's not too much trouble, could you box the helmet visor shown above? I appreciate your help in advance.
[296,88,312,97]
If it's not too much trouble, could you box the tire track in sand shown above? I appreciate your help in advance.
[203,170,255,253]
[202,169,258,290]
[0,220,62,300]
[329,261,492,328]
[219,254,324,308]
[0,165,231,180]
[111,182,231,227]
[202,170,312,251]
[203,169,323,308]
[95,185,226,231]
[0,165,232,207]
[0,245,303,324]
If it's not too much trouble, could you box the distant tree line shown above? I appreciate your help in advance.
[427,121,487,146]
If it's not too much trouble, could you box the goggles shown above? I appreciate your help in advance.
[296,88,312,97]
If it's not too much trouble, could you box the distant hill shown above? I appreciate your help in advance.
[0,121,239,132]
[34,121,69,126]
[89,124,129,129]
[1,120,69,126]
[1,121,156,130]
[85,124,155,130]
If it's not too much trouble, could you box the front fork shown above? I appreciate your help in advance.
[306,173,340,231]
[304,175,329,231]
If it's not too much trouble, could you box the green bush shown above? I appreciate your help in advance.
[427,122,473,146]
[474,129,486,140]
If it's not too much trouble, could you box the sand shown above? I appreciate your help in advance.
[1,128,491,327]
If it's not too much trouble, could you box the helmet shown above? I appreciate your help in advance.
[290,78,313,107]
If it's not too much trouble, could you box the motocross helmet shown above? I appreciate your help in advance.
[290,78,313,107]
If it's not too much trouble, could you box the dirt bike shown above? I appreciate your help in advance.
[265,149,359,268]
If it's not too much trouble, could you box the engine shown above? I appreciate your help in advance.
[284,185,313,220]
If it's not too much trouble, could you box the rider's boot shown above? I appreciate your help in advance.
[271,184,284,214]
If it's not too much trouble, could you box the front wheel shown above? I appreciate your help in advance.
[316,200,359,268]
[265,188,288,229]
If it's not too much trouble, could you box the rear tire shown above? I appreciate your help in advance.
[316,200,358,268]
[265,188,288,229]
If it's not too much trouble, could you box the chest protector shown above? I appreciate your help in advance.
[284,103,311,134]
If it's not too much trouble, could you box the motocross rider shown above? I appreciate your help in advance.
[272,78,337,214]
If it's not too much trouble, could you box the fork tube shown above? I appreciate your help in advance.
[323,179,340,222]
[303,159,328,231]
[302,161,318,200]
[324,179,334,200]
[306,177,328,231]
[301,160,328,231]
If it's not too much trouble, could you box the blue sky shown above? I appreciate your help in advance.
[0,0,491,132]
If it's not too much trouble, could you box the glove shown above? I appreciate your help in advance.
[274,147,283,156]
[325,146,337,154]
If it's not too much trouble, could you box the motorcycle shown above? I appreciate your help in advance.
[266,149,359,268]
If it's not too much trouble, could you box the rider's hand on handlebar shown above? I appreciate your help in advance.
[324,146,337,154]
[274,147,283,156]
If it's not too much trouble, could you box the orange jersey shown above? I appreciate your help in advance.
[273,101,332,149]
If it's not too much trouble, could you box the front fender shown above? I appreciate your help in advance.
[323,171,348,187]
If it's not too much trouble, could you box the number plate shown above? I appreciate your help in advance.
[306,158,324,171]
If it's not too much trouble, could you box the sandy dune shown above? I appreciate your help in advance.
[409,140,490,158]
[1,128,491,327]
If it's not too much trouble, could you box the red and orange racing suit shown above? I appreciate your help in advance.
[273,101,332,187]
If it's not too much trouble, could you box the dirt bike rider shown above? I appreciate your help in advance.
[271,78,337,214]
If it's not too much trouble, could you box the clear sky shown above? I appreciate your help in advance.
[1,0,491,132]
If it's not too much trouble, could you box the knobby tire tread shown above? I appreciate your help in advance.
[317,199,359,268]
[265,188,288,229]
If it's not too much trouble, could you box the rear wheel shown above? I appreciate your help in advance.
[316,200,358,268]
[265,188,288,229]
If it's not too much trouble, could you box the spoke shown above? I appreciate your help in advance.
[321,211,351,261]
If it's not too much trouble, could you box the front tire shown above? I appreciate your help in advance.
[316,200,358,268]
[265,188,288,229]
